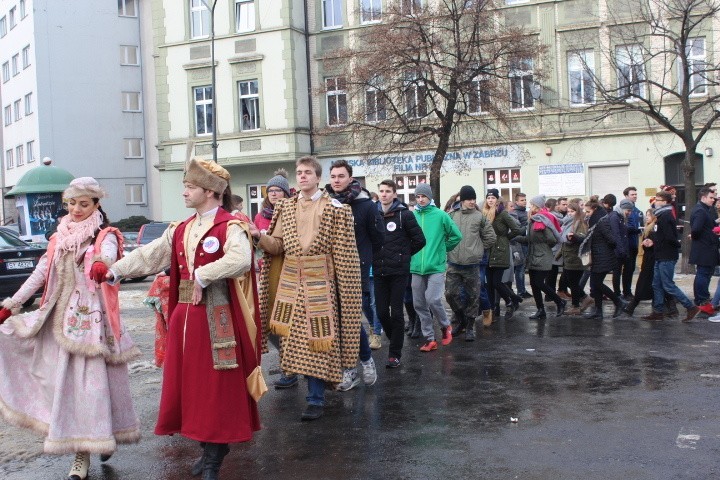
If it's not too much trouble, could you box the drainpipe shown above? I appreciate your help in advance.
[303,0,315,154]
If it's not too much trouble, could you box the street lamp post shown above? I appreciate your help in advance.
[201,0,218,162]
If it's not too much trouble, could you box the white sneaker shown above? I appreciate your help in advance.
[709,314,720,323]
[361,358,377,386]
[336,368,360,391]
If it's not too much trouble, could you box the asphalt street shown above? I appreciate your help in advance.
[1,275,720,479]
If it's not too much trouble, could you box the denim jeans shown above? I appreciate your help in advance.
[514,258,528,295]
[652,260,693,311]
[306,376,326,406]
[693,265,715,305]
[359,326,372,362]
[478,264,491,310]
[712,278,720,307]
[363,282,382,335]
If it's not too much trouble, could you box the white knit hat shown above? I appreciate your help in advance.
[63,177,106,200]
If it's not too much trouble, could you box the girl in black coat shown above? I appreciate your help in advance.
[582,200,627,319]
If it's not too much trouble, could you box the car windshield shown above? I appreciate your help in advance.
[123,233,139,242]
[0,230,29,248]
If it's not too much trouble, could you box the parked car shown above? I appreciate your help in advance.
[122,231,139,254]
[123,222,170,282]
[0,229,47,307]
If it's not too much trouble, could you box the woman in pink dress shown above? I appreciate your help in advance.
[0,177,140,480]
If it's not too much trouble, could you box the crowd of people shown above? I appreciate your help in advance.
[0,157,719,480]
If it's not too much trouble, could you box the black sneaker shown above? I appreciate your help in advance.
[520,292,533,299]
[386,357,401,368]
[301,404,324,421]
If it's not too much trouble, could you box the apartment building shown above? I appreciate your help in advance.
[0,0,154,228]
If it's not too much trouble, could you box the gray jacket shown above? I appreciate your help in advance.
[447,207,497,265]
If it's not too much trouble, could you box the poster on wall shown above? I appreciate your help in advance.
[27,192,65,236]
[538,164,585,196]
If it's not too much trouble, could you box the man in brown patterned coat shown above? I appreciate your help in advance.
[252,156,362,421]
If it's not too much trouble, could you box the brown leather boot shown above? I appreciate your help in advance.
[482,309,493,327]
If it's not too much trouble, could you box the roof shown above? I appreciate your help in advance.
[5,162,75,197]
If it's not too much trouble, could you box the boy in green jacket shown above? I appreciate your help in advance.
[410,183,462,351]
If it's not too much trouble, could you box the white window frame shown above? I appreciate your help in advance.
[3,105,11,126]
[248,184,265,219]
[125,184,146,205]
[22,45,30,69]
[681,37,707,97]
[5,149,13,169]
[26,140,35,162]
[190,0,211,39]
[122,91,141,112]
[20,0,26,19]
[505,0,529,4]
[509,58,534,110]
[360,0,382,24]
[0,16,6,37]
[404,72,428,119]
[15,145,23,166]
[468,74,491,114]
[119,45,139,66]
[9,7,16,29]
[194,85,214,135]
[13,99,21,121]
[325,77,347,126]
[365,81,387,122]
[11,54,19,76]
[24,92,32,115]
[322,0,342,29]
[238,80,260,131]
[401,0,424,15]
[2,62,9,82]
[235,0,255,33]
[393,174,427,204]
[118,0,138,17]
[615,44,646,101]
[124,138,143,158]
[568,49,595,106]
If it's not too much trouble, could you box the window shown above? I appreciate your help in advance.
[119,45,139,65]
[680,37,707,96]
[12,54,19,76]
[322,0,342,28]
[404,72,428,119]
[393,174,427,204]
[248,184,266,219]
[15,145,23,166]
[9,7,16,29]
[401,0,424,15]
[24,92,32,115]
[190,0,210,38]
[616,44,645,100]
[568,50,595,105]
[26,141,35,162]
[5,149,13,169]
[510,58,534,110]
[118,0,137,17]
[124,138,143,158]
[13,99,20,121]
[468,75,491,114]
[238,80,260,131]
[485,168,522,202]
[194,86,214,135]
[122,91,141,112]
[361,0,381,23]
[20,0,26,19]
[0,16,6,37]
[2,62,9,82]
[3,105,10,126]
[505,0,529,4]
[365,81,386,122]
[235,0,255,32]
[325,77,347,126]
[22,45,30,69]
[125,184,146,204]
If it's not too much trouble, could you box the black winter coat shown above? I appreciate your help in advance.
[588,208,617,273]
[349,191,386,290]
[607,210,629,259]
[373,200,426,277]
[689,201,720,267]
[654,206,681,261]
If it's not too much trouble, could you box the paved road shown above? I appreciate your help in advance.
[2,275,720,479]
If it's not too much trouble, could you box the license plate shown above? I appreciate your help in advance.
[6,260,34,270]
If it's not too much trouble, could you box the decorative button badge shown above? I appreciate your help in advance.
[386,221,397,232]
[203,236,220,254]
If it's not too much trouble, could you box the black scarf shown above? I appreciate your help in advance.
[326,179,363,205]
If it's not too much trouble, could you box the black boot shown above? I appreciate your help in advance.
[191,442,207,476]
[201,443,229,480]
[529,308,546,320]
[505,302,516,319]
[583,307,603,320]
[465,316,476,341]
[405,302,417,336]
[555,299,567,317]
[623,299,638,316]
[613,299,629,318]
[451,314,467,336]
[493,304,501,318]
[410,317,421,339]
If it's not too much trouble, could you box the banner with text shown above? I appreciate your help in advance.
[537,164,585,196]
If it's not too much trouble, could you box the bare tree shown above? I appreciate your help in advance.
[319,0,545,201]
[568,0,720,270]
